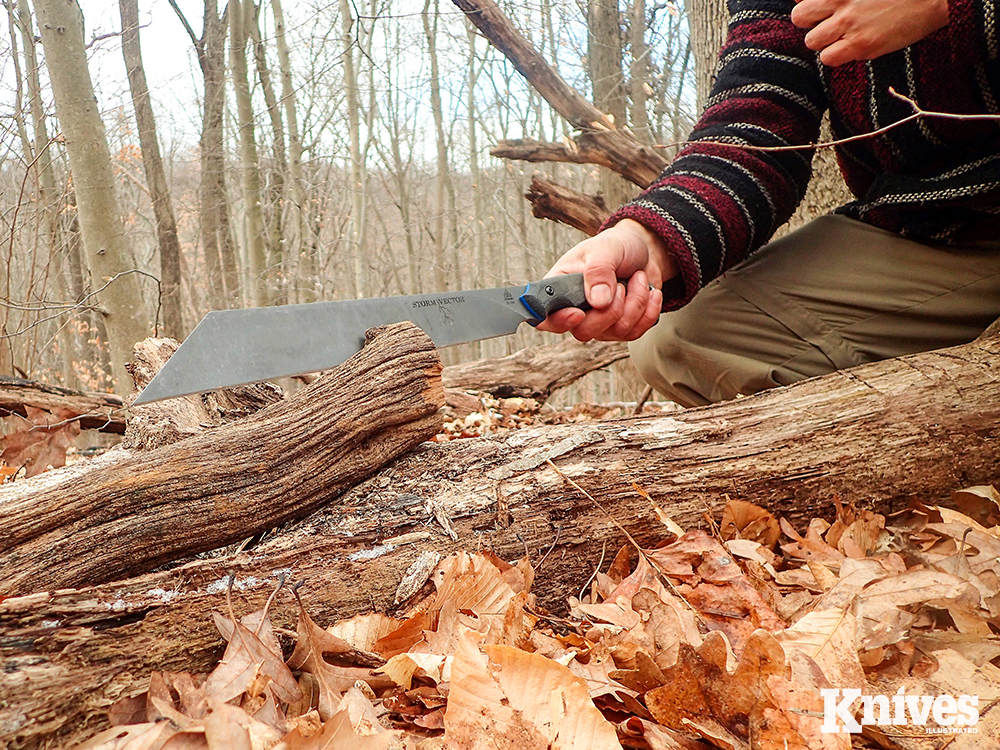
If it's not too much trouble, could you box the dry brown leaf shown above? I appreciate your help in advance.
[378,652,450,690]
[288,601,393,720]
[812,557,887,611]
[720,500,780,550]
[837,508,886,558]
[444,628,623,750]
[430,551,518,618]
[645,629,785,741]
[950,485,1000,528]
[327,614,404,653]
[645,532,784,653]
[274,704,404,750]
[76,723,173,750]
[206,613,302,706]
[780,518,845,569]
[754,675,850,750]
[204,701,282,750]
[773,609,866,692]
[1,405,81,477]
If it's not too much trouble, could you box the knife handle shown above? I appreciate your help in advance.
[520,273,590,324]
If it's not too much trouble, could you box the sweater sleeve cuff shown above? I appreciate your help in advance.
[948,0,999,63]
[602,205,702,313]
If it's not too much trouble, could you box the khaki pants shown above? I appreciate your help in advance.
[630,215,1000,408]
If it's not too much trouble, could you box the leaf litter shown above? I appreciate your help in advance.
[76,486,1000,750]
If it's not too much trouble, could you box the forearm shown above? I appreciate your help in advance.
[605,0,825,308]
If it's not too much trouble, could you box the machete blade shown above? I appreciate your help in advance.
[133,278,572,404]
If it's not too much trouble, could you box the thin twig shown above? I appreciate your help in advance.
[651,86,1000,154]
[535,524,561,572]
[546,459,704,621]
[0,269,162,339]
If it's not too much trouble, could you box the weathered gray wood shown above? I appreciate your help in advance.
[4,328,1000,748]
[0,322,445,597]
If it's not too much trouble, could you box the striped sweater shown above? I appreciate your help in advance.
[607,0,1000,309]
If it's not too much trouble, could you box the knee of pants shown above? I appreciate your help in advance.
[629,308,707,393]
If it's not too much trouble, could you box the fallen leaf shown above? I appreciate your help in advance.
[720,500,780,550]
[1,405,81,477]
[75,723,173,750]
[645,629,785,741]
[773,609,865,692]
[444,628,623,750]
[288,597,393,720]
[206,612,302,706]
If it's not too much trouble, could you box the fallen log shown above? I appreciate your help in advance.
[443,337,628,402]
[4,328,1000,748]
[0,322,444,596]
[0,376,126,434]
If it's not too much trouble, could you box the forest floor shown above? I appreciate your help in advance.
[54,396,1000,750]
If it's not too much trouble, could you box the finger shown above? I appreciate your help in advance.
[582,251,626,309]
[804,16,847,52]
[819,36,863,66]
[571,283,628,341]
[535,307,587,334]
[603,271,651,340]
[790,0,837,28]
[622,288,663,341]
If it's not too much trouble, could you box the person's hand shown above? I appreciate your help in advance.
[791,0,950,67]
[536,219,678,342]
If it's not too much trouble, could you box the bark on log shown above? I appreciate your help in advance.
[4,330,1000,748]
[123,337,285,451]
[0,376,126,434]
[525,175,610,236]
[0,322,444,597]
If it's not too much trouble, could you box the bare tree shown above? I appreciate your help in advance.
[169,0,242,309]
[423,0,453,291]
[34,0,149,396]
[119,0,184,338]
[271,0,308,302]
[230,0,269,305]
[247,1,288,303]
[588,0,632,210]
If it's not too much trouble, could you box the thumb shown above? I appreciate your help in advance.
[584,261,621,309]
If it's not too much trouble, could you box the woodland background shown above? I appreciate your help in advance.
[0,0,848,406]
[0,0,695,397]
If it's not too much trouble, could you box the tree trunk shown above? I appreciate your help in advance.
[424,0,451,292]
[34,0,149,397]
[119,0,185,339]
[688,0,728,113]
[4,327,1000,748]
[588,0,633,210]
[341,0,366,298]
[248,0,288,304]
[176,0,243,308]
[230,0,270,306]
[0,323,444,597]
[271,0,308,303]
[628,0,651,143]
